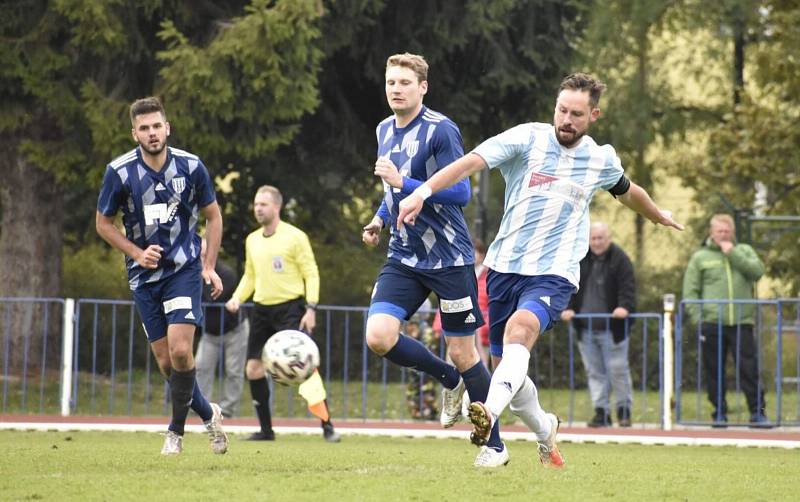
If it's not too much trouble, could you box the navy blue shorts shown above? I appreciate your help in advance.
[486,271,575,357]
[369,260,484,334]
[132,262,204,342]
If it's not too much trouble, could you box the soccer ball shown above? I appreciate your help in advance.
[262,330,320,385]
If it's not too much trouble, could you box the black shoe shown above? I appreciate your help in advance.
[710,413,728,428]
[617,406,632,427]
[749,412,772,429]
[246,430,275,441]
[322,422,341,443]
[588,408,612,427]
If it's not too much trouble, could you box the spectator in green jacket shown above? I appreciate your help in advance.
[682,214,767,427]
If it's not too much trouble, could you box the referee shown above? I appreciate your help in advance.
[226,185,340,442]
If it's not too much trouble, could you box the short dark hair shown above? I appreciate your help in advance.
[129,97,166,125]
[559,73,607,108]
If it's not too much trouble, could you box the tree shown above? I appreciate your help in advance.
[250,0,585,305]
[687,1,800,293]
[578,0,692,266]
[0,0,323,369]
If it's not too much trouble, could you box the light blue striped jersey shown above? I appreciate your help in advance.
[97,146,216,290]
[375,106,474,269]
[473,123,624,287]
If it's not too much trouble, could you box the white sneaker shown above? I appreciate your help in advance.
[161,430,183,455]
[474,444,510,468]
[461,389,471,420]
[205,403,229,454]
[440,378,465,428]
[537,413,565,468]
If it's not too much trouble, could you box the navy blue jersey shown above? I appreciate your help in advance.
[97,147,216,290]
[375,106,474,269]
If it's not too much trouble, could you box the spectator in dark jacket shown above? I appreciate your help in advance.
[561,222,635,427]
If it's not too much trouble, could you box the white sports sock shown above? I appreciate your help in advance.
[484,343,530,418]
[509,376,552,441]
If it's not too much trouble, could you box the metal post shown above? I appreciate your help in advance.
[60,298,75,416]
[662,294,675,430]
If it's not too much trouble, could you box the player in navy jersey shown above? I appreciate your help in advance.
[399,73,683,468]
[361,53,507,467]
[96,97,228,455]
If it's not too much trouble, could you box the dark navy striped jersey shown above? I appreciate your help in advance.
[374,105,474,269]
[97,146,216,290]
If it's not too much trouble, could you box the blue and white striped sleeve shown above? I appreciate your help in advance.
[598,145,625,191]
[472,123,531,170]
[97,166,124,216]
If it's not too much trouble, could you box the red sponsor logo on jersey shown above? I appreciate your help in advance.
[529,172,558,187]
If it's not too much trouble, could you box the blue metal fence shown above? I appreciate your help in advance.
[7,296,798,429]
[0,297,66,414]
[676,298,800,427]
[562,313,663,426]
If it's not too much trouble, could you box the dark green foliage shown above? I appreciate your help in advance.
[249,0,585,302]
[62,243,130,300]
[684,1,800,294]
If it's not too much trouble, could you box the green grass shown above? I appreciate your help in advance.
[4,370,799,427]
[1,430,797,501]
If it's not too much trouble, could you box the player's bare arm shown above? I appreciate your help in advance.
[374,157,403,188]
[397,152,486,228]
[95,211,162,269]
[201,201,224,299]
[362,216,383,247]
[617,182,684,231]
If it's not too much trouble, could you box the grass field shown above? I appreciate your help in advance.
[2,430,797,501]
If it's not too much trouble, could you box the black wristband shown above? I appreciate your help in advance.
[306,303,318,311]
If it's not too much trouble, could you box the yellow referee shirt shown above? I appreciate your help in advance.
[232,221,320,306]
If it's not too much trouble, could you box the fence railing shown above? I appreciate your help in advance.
[676,298,800,427]
[3,296,799,429]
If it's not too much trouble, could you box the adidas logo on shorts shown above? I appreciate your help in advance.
[465,313,476,323]
[185,311,195,320]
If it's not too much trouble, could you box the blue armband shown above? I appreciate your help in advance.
[401,177,470,206]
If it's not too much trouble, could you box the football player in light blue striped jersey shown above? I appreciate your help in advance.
[398,73,683,468]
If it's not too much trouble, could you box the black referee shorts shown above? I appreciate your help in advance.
[247,297,307,360]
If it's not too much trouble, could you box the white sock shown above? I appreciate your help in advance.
[484,343,530,418]
[509,376,552,441]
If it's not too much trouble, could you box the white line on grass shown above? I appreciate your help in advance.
[1,421,798,449]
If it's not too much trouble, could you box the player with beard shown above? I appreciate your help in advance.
[398,73,683,467]
[96,96,228,455]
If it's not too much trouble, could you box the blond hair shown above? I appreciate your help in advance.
[710,213,735,230]
[256,185,283,206]
[386,53,428,83]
